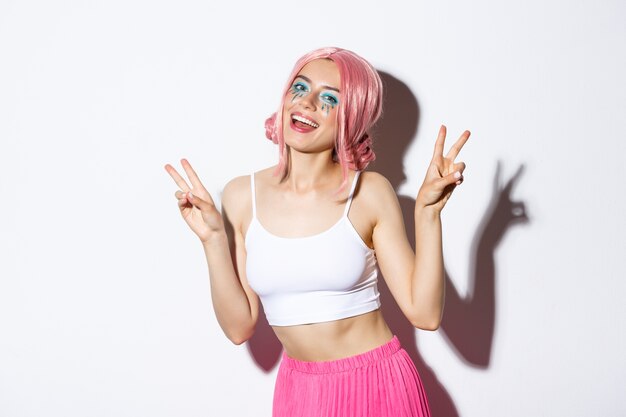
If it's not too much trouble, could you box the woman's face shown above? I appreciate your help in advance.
[282,59,341,156]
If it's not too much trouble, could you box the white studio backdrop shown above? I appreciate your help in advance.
[1,1,625,416]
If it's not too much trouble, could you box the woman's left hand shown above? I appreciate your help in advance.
[416,125,470,213]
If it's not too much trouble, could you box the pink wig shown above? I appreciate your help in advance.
[265,47,383,191]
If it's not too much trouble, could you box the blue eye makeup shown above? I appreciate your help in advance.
[289,79,340,114]
[320,92,339,114]
[321,93,339,106]
[290,81,310,102]
[292,81,309,92]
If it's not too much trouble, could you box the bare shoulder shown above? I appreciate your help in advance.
[222,175,250,203]
[221,174,252,232]
[359,170,394,190]
[354,170,400,228]
[358,171,398,206]
[221,166,276,231]
[251,166,279,186]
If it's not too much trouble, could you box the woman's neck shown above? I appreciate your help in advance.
[284,149,341,192]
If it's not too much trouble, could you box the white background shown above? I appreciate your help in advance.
[1,1,625,416]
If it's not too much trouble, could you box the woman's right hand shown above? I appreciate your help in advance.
[164,158,224,243]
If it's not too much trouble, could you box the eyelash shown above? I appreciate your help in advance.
[321,94,338,106]
[290,81,340,108]
[291,82,309,94]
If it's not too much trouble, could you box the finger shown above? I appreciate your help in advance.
[181,159,208,193]
[446,130,470,161]
[440,169,464,188]
[453,161,466,175]
[185,191,213,212]
[178,197,191,208]
[164,164,191,192]
[429,159,465,180]
[432,125,447,159]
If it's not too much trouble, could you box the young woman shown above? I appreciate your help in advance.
[165,47,469,417]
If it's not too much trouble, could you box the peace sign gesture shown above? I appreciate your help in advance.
[164,159,224,243]
[416,125,470,213]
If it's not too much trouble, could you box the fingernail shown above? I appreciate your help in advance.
[454,171,461,179]
[188,192,193,200]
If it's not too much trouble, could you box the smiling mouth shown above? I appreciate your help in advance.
[292,114,319,129]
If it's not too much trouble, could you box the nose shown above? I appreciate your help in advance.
[298,92,317,111]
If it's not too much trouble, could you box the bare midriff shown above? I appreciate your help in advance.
[271,309,395,361]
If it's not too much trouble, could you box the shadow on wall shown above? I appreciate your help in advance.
[246,71,529,417]
[371,72,530,416]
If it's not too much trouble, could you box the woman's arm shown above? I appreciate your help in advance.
[369,177,444,330]
[371,126,469,330]
[165,160,259,344]
[206,176,260,344]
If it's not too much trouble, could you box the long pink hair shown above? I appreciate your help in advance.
[264,47,383,192]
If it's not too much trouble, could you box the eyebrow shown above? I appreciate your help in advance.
[295,75,340,93]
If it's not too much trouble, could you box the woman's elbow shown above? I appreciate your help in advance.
[229,335,249,345]
[226,325,255,345]
[410,315,441,331]
[417,321,440,331]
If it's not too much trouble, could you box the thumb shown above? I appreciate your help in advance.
[186,191,213,212]
[439,170,463,188]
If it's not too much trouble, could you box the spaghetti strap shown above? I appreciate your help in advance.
[343,171,362,217]
[250,172,257,219]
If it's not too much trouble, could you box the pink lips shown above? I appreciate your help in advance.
[290,112,318,133]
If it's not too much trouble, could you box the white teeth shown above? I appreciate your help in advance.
[292,115,319,128]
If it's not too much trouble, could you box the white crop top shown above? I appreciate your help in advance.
[244,171,381,326]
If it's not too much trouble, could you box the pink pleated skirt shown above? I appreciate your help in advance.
[272,335,431,417]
